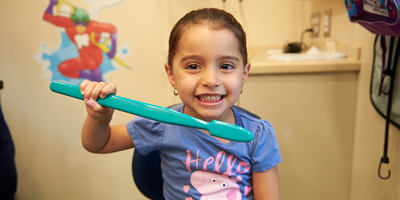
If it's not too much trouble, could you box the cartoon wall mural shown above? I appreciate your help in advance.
[36,0,131,85]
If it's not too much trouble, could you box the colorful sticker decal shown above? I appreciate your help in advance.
[36,0,131,85]
[363,0,390,17]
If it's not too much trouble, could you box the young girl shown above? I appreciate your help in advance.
[80,8,281,199]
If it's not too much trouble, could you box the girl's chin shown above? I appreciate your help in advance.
[196,108,231,122]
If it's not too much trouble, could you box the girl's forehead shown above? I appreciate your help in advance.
[181,23,232,35]
[178,25,238,46]
[179,27,238,48]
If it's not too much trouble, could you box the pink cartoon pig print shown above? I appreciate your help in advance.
[190,171,242,200]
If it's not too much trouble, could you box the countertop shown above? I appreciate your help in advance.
[248,46,361,75]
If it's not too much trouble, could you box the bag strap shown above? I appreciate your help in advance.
[378,36,387,96]
[378,36,399,179]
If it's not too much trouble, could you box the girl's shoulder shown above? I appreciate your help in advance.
[232,107,274,137]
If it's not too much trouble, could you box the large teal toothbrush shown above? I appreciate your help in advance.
[50,81,253,142]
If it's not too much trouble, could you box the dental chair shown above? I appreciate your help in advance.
[0,81,17,200]
[131,104,260,200]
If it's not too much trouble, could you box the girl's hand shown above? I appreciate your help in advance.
[80,80,116,120]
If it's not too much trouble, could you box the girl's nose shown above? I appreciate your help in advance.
[201,68,220,87]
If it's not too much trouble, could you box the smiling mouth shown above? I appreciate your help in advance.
[198,95,224,102]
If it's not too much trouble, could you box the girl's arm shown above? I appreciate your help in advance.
[80,80,134,153]
[81,117,134,153]
[252,166,280,200]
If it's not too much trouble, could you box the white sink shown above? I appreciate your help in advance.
[268,46,347,62]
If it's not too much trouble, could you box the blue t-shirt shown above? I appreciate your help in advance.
[127,105,281,200]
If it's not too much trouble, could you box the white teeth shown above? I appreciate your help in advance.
[199,95,222,102]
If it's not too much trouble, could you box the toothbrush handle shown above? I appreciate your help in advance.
[50,81,253,142]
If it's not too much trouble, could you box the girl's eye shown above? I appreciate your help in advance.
[220,64,234,70]
[186,64,199,70]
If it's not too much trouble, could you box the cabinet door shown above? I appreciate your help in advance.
[240,72,357,200]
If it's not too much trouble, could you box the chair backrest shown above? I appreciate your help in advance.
[131,104,260,199]
[0,81,18,200]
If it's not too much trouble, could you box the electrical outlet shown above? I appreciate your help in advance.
[310,12,320,37]
[323,9,332,37]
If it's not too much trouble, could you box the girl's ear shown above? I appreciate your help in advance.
[165,63,177,89]
[241,62,251,86]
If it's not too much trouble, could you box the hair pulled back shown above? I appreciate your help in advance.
[167,8,247,67]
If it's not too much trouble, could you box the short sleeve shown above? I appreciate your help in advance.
[250,121,281,172]
[126,117,164,155]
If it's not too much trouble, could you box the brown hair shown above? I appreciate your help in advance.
[167,8,248,67]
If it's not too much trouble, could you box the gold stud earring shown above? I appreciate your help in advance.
[173,89,179,96]
[240,86,243,94]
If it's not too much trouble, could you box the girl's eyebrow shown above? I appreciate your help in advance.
[180,55,201,64]
[219,55,240,62]
[180,55,240,63]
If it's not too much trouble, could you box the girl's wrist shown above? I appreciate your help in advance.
[87,114,112,125]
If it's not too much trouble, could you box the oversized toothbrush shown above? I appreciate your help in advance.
[50,81,253,142]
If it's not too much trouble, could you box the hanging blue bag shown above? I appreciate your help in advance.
[344,0,400,36]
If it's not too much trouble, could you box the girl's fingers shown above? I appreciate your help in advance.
[91,82,108,101]
[85,100,103,112]
[83,81,98,101]
[80,79,90,95]
[79,81,116,118]
[80,80,116,104]
[100,83,117,99]
[81,81,116,101]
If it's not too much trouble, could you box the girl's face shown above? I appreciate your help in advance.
[165,24,250,123]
